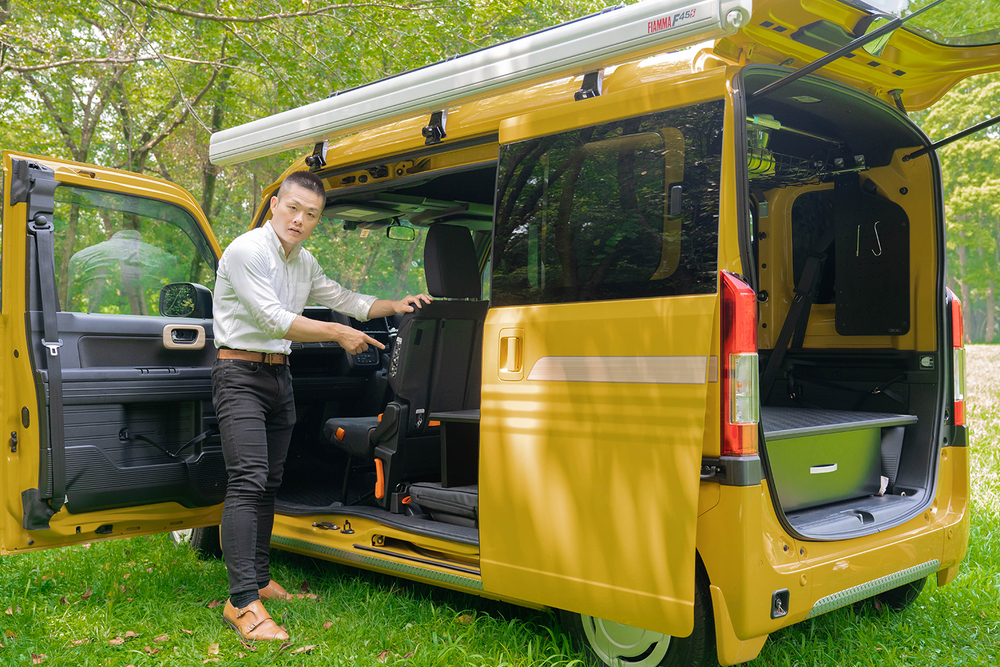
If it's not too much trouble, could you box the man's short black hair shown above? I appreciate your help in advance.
[276,170,325,203]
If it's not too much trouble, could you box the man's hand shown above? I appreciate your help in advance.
[368,294,433,318]
[393,293,433,314]
[337,326,384,355]
[284,315,385,354]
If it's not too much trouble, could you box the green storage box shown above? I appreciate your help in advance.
[761,407,918,512]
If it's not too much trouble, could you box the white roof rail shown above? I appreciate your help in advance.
[209,0,752,166]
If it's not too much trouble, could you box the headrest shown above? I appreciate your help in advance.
[424,224,480,299]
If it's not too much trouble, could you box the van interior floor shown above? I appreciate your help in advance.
[760,406,927,539]
[784,490,926,538]
[274,447,481,545]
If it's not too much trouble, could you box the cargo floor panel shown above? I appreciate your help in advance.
[760,407,919,517]
[760,407,918,440]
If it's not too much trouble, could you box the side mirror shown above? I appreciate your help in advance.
[386,222,416,241]
[159,283,213,318]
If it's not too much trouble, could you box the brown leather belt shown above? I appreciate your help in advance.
[217,348,289,365]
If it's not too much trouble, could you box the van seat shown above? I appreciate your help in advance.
[324,223,487,508]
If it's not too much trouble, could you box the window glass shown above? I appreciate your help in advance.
[53,186,216,315]
[840,0,1000,47]
[305,225,428,300]
[491,100,723,307]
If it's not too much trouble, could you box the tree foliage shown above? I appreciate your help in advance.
[2,0,998,337]
[915,72,1000,342]
[1,0,615,236]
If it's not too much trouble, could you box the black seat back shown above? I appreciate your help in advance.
[372,224,488,506]
[388,299,487,432]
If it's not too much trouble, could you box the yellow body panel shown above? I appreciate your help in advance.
[697,446,968,654]
[479,294,718,637]
[0,151,223,554]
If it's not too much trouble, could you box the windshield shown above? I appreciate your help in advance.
[841,0,1000,46]
[305,224,429,301]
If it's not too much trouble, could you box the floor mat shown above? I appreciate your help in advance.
[276,482,342,507]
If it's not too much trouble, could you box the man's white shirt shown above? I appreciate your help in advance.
[213,221,376,354]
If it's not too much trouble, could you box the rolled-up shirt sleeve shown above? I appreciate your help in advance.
[307,256,377,321]
[225,242,298,339]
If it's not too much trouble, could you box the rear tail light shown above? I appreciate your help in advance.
[948,289,966,426]
[722,271,759,456]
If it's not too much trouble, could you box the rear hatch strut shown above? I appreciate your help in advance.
[747,0,948,102]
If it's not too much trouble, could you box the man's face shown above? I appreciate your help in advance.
[269,183,325,251]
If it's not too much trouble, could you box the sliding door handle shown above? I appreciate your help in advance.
[498,328,524,381]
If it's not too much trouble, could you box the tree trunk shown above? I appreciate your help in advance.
[987,280,996,343]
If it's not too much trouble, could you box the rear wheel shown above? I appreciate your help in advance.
[872,576,927,611]
[560,565,715,667]
[169,525,223,560]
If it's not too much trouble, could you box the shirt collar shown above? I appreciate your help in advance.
[263,221,302,261]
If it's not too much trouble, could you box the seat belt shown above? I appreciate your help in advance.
[760,227,836,400]
[29,216,67,514]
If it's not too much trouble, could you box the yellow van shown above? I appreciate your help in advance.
[3,0,997,664]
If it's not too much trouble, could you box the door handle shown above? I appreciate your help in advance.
[498,328,524,381]
[162,324,206,350]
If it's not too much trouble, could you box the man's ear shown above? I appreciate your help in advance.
[269,195,279,213]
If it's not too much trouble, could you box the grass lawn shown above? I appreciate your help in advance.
[1,347,998,667]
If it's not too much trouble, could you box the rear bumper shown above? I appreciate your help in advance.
[698,445,970,643]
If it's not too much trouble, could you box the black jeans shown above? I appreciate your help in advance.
[211,359,296,598]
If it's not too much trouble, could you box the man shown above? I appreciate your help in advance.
[212,170,431,641]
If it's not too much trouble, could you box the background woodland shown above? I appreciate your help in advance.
[1,0,998,340]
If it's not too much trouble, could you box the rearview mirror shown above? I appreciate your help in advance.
[159,283,213,318]
[386,223,416,241]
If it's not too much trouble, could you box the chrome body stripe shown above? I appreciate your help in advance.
[526,355,709,384]
[807,560,939,619]
[270,534,484,591]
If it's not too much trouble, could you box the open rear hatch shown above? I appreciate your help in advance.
[739,64,949,539]
[720,0,1000,111]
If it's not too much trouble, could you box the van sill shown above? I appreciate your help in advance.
[807,560,939,618]
[270,534,484,591]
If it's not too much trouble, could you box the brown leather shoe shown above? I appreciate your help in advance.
[223,599,289,641]
[259,579,293,601]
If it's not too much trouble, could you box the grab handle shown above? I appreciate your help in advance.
[162,324,206,350]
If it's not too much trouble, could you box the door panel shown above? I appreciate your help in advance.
[2,151,224,553]
[479,298,717,637]
[479,101,725,635]
[29,313,221,515]
[729,0,1000,110]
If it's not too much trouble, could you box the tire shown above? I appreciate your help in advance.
[560,564,716,667]
[871,576,927,612]
[169,525,223,560]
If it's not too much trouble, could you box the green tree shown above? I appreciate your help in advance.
[916,72,1000,343]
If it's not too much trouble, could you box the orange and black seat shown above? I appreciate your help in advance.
[324,224,487,508]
